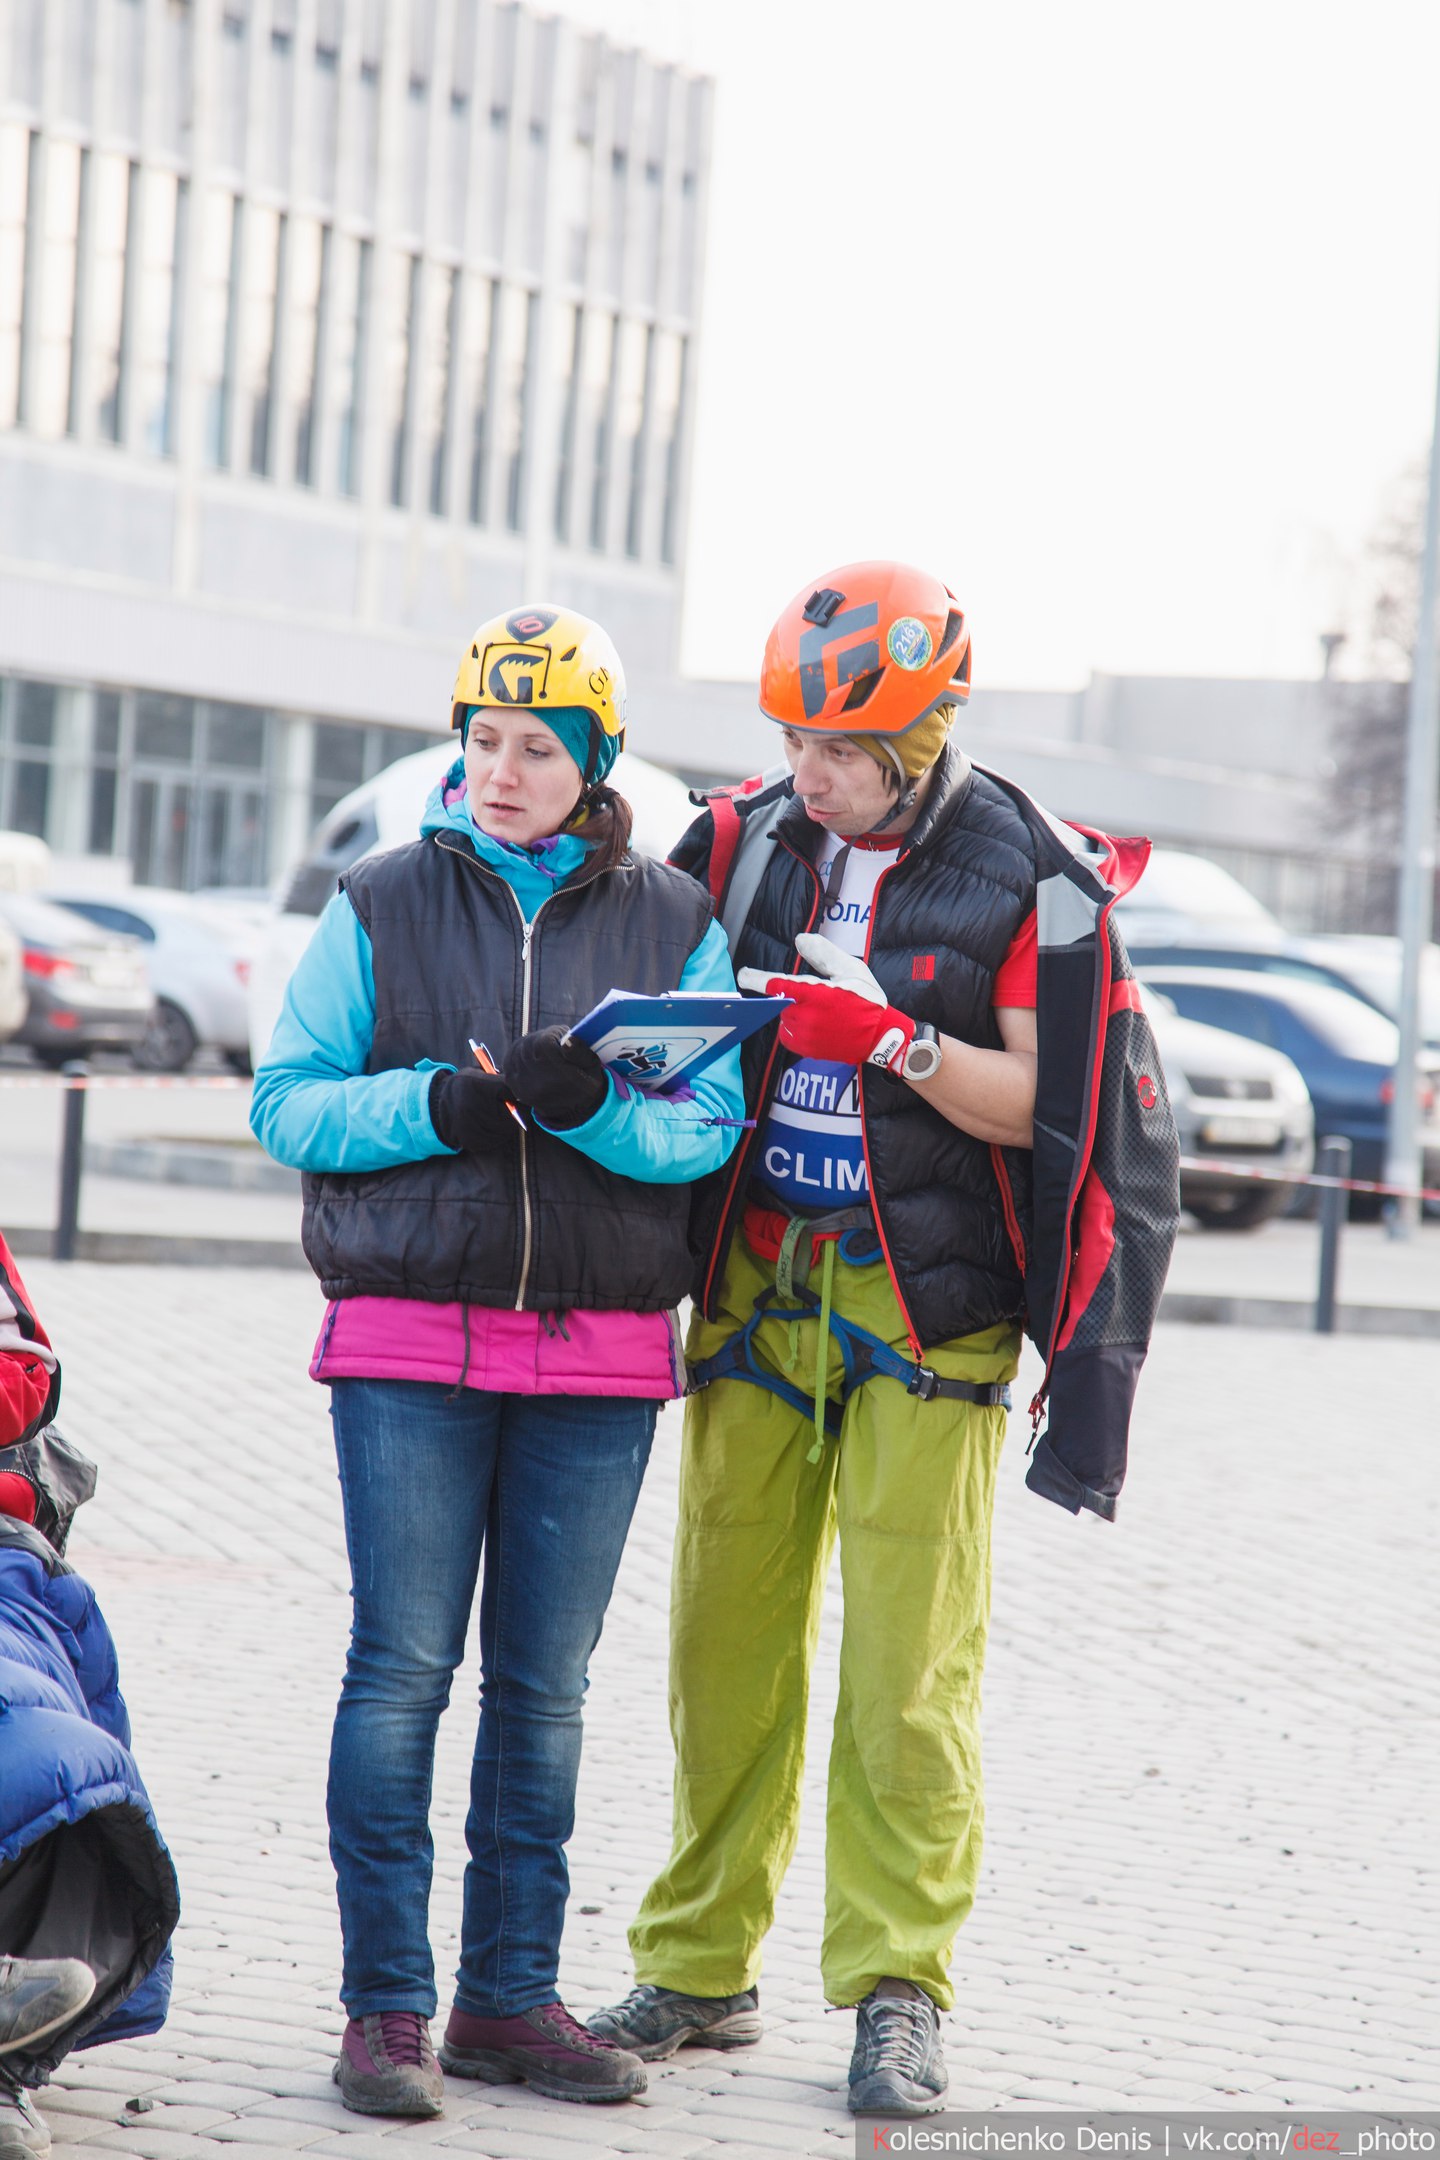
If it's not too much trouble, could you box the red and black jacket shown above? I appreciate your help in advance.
[674,750,1180,1521]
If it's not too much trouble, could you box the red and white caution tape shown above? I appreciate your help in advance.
[0,1073,249,1090]
[1180,1154,1440,1205]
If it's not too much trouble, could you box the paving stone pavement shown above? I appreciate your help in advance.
[14,1261,1437,2160]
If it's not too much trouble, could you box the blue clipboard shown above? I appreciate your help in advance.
[567,989,790,1091]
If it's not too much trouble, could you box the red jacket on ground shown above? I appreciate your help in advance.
[0,1234,60,1519]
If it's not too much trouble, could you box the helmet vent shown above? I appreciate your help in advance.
[802,588,846,627]
[560,645,577,661]
[935,610,966,662]
[840,669,882,713]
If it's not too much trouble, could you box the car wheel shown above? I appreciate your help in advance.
[34,1046,80,1071]
[223,1047,254,1078]
[1186,1187,1289,1231]
[134,999,198,1073]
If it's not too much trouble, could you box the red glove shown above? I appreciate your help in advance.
[741,935,915,1073]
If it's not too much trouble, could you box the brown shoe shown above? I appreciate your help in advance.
[333,2012,445,2117]
[439,2000,646,2103]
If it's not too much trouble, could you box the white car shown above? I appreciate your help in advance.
[47,887,254,1072]
[249,742,698,1067]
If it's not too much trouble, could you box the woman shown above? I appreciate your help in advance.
[250,606,742,2116]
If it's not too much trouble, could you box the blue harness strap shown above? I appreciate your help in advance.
[687,1282,1012,1438]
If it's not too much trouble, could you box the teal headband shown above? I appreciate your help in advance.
[459,705,619,789]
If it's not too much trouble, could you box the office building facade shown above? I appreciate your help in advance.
[0,0,711,886]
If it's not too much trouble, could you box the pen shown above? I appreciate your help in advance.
[469,1038,527,1129]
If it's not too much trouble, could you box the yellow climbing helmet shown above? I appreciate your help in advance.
[450,604,627,787]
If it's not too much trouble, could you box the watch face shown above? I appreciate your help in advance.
[904,1035,943,1081]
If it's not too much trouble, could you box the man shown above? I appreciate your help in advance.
[590,563,1180,2117]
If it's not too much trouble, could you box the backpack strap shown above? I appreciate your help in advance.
[706,764,792,946]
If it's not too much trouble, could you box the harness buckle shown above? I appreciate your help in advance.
[907,1364,941,1401]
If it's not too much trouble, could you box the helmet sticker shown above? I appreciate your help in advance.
[887,616,934,671]
[483,641,551,705]
[505,607,558,640]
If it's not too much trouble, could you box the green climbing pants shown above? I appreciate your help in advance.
[628,1221,1021,2010]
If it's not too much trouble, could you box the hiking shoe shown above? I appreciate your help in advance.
[0,1959,94,2058]
[585,1981,763,2062]
[847,1981,947,2117]
[332,2013,444,2117]
[439,2001,646,2103]
[0,2087,49,2158]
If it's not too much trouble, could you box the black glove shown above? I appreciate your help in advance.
[428,1067,520,1153]
[503,1024,609,1129]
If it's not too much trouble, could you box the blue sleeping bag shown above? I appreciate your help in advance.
[0,1514,179,2087]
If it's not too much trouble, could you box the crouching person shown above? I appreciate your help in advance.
[0,1234,180,2159]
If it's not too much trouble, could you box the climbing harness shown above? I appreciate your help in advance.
[688,1203,1010,1465]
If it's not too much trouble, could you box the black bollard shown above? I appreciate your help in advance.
[53,1061,89,1262]
[1314,1133,1352,1335]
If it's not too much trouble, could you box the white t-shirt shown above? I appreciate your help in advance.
[753,837,900,1213]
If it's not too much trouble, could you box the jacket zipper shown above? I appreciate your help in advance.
[434,833,600,1312]
[857,853,925,1362]
[699,834,822,1318]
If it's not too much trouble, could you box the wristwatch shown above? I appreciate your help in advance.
[900,1023,943,1082]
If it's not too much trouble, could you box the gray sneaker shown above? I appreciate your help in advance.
[847,1982,947,2117]
[0,1960,94,2059]
[585,1982,762,2062]
[332,2013,445,2117]
[0,2087,49,2159]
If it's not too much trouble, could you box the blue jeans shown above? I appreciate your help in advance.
[326,1378,656,2017]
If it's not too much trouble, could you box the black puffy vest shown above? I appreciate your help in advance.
[302,832,713,1311]
[687,747,1037,1349]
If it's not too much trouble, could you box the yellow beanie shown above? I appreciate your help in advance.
[847,701,958,786]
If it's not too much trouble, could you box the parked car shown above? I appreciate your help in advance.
[1115,848,1285,944]
[1136,966,1440,1215]
[249,741,697,1067]
[1291,933,1440,1054]
[1142,987,1314,1229]
[0,891,153,1066]
[46,888,254,1073]
[0,913,25,1042]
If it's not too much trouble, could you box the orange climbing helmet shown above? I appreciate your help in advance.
[758,561,971,736]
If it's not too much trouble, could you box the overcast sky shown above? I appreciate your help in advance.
[557,0,1440,691]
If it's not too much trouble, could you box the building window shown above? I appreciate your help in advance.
[217,5,249,170]
[288,218,326,485]
[107,0,145,140]
[265,0,297,187]
[493,284,535,532]
[331,233,370,497]
[196,188,238,465]
[586,311,618,550]
[311,0,341,199]
[419,263,458,516]
[389,253,420,507]
[656,330,687,565]
[133,168,184,457]
[552,302,582,542]
[89,690,123,854]
[0,124,33,430]
[31,138,83,440]
[0,680,59,841]
[615,318,650,559]
[237,200,281,474]
[465,272,496,522]
[91,154,134,443]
